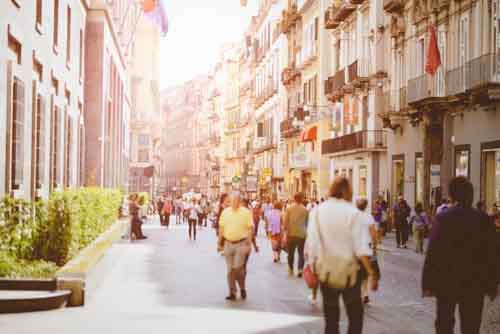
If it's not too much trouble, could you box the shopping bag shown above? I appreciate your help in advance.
[304,264,319,289]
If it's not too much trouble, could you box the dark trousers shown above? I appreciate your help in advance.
[188,219,197,240]
[159,214,166,226]
[436,294,484,334]
[321,278,363,334]
[253,219,260,236]
[131,217,145,238]
[165,214,170,228]
[395,223,409,246]
[287,236,305,272]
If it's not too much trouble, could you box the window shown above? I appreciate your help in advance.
[35,93,45,189]
[138,149,149,163]
[416,38,425,75]
[359,166,367,197]
[9,77,25,191]
[454,145,470,179]
[79,30,83,79]
[53,0,59,49]
[8,33,22,65]
[50,105,60,190]
[138,134,150,145]
[481,142,500,210]
[66,6,71,64]
[36,0,43,29]
[64,112,72,187]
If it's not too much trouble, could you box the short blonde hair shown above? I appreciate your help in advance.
[329,177,353,202]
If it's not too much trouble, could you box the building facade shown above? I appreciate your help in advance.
[0,0,87,199]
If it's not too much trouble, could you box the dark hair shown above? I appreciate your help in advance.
[356,198,368,211]
[415,202,424,214]
[329,177,353,201]
[293,192,304,203]
[449,177,474,208]
[476,201,486,212]
[273,201,283,210]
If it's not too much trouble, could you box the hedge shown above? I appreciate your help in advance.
[0,187,122,273]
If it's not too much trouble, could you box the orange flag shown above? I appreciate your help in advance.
[425,25,442,76]
[141,0,156,12]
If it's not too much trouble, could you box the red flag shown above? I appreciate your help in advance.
[425,26,441,76]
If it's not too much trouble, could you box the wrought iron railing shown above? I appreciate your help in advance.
[322,130,387,155]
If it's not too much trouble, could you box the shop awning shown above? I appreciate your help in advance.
[300,126,317,142]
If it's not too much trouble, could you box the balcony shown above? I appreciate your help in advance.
[253,136,276,154]
[325,68,346,100]
[446,64,470,97]
[324,6,340,30]
[282,64,301,85]
[280,4,300,34]
[280,117,301,139]
[209,135,221,146]
[322,130,387,156]
[332,1,357,23]
[347,59,370,86]
[385,87,408,113]
[383,0,404,14]
[468,53,500,92]
[407,73,447,107]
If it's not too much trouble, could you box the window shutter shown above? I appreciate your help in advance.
[257,122,264,137]
[314,17,319,41]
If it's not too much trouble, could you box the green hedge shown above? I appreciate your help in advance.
[0,187,122,273]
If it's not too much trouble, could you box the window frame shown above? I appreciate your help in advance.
[454,144,471,180]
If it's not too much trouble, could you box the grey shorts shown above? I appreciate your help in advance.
[224,240,251,269]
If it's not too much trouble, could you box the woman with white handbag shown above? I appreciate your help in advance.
[305,177,379,334]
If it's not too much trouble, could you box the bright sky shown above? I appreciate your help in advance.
[160,0,258,89]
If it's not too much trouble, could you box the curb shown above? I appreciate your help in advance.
[55,219,128,306]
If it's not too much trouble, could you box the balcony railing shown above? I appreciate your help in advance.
[407,73,446,105]
[347,59,370,84]
[322,130,387,155]
[469,53,500,90]
[385,87,408,113]
[383,0,404,14]
[446,64,470,97]
[253,136,275,154]
[280,117,300,138]
[282,64,300,85]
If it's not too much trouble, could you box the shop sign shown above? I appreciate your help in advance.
[263,168,273,177]
[289,145,311,169]
[232,176,241,183]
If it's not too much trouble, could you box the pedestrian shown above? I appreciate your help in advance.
[187,199,198,240]
[436,198,450,215]
[265,201,283,263]
[218,192,254,301]
[409,203,429,254]
[476,200,487,214]
[305,177,378,334]
[175,198,182,224]
[157,197,165,226]
[252,202,263,237]
[392,194,411,248]
[200,197,209,227]
[162,200,173,229]
[305,204,319,306]
[356,198,378,305]
[129,194,147,240]
[372,197,385,242]
[283,192,308,277]
[422,177,499,334]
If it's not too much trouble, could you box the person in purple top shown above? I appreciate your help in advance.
[392,194,411,248]
[265,201,283,263]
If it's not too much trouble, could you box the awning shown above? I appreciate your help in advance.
[300,126,317,142]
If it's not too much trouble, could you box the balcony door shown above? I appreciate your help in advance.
[459,15,469,90]
[392,155,405,201]
[436,29,446,96]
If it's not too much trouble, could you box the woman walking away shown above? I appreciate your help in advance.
[283,192,308,277]
[187,199,198,240]
[306,177,378,334]
[409,203,429,254]
[357,198,378,305]
[266,201,283,263]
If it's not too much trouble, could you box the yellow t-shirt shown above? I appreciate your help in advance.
[219,207,253,242]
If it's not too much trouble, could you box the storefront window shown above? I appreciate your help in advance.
[482,148,500,210]
[392,156,405,199]
[415,155,424,205]
[359,166,367,197]
[455,146,470,179]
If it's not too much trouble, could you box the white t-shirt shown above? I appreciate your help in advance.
[359,211,375,250]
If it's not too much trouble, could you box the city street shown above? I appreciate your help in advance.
[2,216,498,334]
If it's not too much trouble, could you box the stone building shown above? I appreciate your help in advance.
[383,0,500,211]
[0,0,87,199]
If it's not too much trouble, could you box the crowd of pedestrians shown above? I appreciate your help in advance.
[125,174,500,334]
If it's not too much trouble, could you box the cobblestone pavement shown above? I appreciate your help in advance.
[1,216,499,334]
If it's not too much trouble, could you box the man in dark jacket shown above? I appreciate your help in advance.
[392,194,411,248]
[422,177,498,334]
